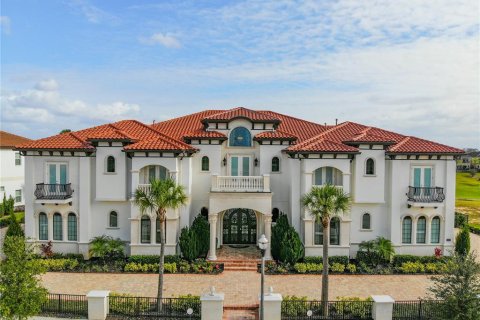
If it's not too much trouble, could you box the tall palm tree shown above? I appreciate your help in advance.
[301,184,350,316]
[134,178,187,311]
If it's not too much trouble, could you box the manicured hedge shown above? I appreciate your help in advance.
[392,255,450,267]
[469,224,480,235]
[303,255,349,265]
[127,255,181,264]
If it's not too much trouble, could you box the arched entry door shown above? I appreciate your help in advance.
[223,209,257,244]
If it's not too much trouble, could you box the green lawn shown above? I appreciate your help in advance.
[456,172,480,224]
[0,211,24,228]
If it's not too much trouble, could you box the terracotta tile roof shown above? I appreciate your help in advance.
[0,131,31,149]
[203,107,280,123]
[16,131,95,151]
[387,136,463,154]
[183,129,227,140]
[16,108,463,155]
[253,130,297,141]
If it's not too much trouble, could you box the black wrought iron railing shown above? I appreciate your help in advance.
[393,300,444,320]
[407,187,445,203]
[281,299,373,319]
[108,295,201,319]
[39,293,88,318]
[35,183,73,200]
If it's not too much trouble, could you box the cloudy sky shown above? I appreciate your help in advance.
[1,0,479,148]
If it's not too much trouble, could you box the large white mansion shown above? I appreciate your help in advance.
[17,108,463,260]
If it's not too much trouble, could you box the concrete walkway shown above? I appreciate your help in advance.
[42,271,432,306]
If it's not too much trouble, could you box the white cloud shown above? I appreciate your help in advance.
[139,33,181,48]
[0,16,11,34]
[1,79,141,130]
[34,79,59,91]
[68,0,118,24]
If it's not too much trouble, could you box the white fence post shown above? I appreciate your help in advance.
[87,290,110,320]
[200,287,224,320]
[371,295,394,320]
[262,289,282,320]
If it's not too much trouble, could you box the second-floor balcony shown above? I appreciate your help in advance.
[407,186,445,204]
[35,183,73,201]
[211,174,270,192]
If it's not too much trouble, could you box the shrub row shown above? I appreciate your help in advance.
[397,261,448,274]
[303,256,349,265]
[123,260,221,274]
[392,255,450,267]
[127,255,181,264]
[37,258,79,271]
[293,262,357,274]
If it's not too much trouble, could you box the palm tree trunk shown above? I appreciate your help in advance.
[322,221,330,317]
[157,209,166,312]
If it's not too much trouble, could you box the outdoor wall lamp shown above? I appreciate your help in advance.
[222,157,227,166]
[254,158,259,166]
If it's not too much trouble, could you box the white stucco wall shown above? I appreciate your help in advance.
[0,148,26,205]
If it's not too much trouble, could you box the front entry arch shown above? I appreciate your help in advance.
[222,209,257,244]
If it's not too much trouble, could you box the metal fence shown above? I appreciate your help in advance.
[393,300,444,320]
[281,299,373,319]
[108,295,201,319]
[39,293,88,318]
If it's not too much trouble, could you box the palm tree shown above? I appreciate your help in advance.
[301,184,350,316]
[134,178,187,311]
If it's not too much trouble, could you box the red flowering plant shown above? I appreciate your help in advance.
[434,247,442,259]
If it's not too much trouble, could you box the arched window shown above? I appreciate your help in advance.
[107,156,116,173]
[141,216,151,243]
[272,208,280,223]
[201,207,209,218]
[39,213,48,240]
[362,213,371,230]
[402,217,412,244]
[314,218,341,245]
[68,213,77,241]
[431,217,441,244]
[109,211,118,228]
[229,127,252,147]
[53,213,63,241]
[201,156,209,171]
[271,157,280,172]
[314,167,343,186]
[417,216,426,244]
[365,158,375,175]
[141,165,168,183]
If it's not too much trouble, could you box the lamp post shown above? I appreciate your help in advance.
[258,234,268,320]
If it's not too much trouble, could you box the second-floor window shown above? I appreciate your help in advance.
[314,167,343,186]
[365,158,375,175]
[106,156,116,173]
[412,166,433,188]
[362,213,371,229]
[109,211,118,228]
[15,152,21,165]
[47,163,68,185]
[271,157,280,172]
[229,127,252,147]
[15,190,22,203]
[201,156,209,171]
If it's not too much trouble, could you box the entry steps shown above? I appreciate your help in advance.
[216,259,260,271]
[223,304,259,320]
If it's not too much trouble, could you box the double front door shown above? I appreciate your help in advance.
[230,156,251,176]
[223,209,257,244]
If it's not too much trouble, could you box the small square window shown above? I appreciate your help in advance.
[0,186,4,192]
[15,152,21,166]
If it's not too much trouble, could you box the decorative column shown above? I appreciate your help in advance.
[48,213,53,241]
[87,290,110,320]
[201,287,224,320]
[371,295,394,320]
[63,213,68,241]
[208,214,218,260]
[264,214,272,260]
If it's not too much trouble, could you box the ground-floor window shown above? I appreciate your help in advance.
[362,213,371,230]
[15,189,22,203]
[68,213,77,241]
[431,216,441,244]
[402,216,412,244]
[53,213,63,241]
[314,217,340,245]
[416,216,426,244]
[141,216,151,243]
[155,217,166,244]
[39,213,48,240]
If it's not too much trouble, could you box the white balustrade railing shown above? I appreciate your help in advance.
[137,183,151,194]
[211,175,270,192]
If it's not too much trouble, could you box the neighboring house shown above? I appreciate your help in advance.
[16,108,463,259]
[456,150,480,171]
[0,131,31,207]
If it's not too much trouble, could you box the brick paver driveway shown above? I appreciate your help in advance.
[42,271,432,306]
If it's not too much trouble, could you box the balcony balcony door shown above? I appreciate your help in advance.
[229,155,251,176]
[47,163,68,185]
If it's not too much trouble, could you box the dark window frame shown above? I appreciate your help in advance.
[271,157,280,172]
[201,156,209,171]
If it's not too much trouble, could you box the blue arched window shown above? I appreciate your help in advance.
[229,127,252,147]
